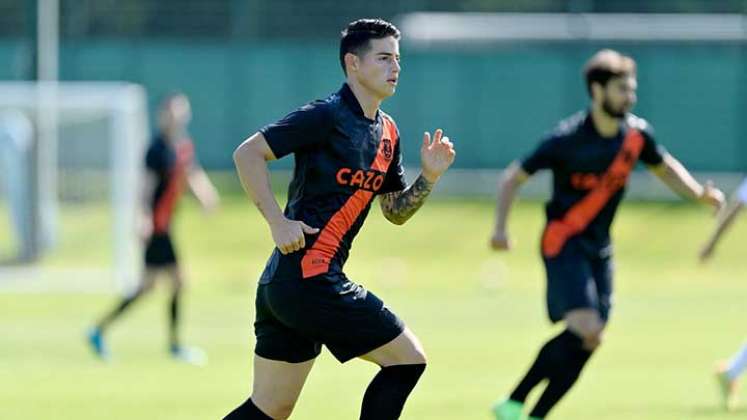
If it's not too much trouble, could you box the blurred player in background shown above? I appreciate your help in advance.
[87,92,219,365]
[224,18,455,420]
[489,49,724,420]
[700,177,747,411]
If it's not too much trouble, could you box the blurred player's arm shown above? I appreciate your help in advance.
[139,172,157,239]
[490,161,530,251]
[187,165,220,213]
[648,153,724,210]
[700,193,744,262]
[233,133,318,255]
[379,129,455,225]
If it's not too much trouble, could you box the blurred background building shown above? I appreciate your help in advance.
[2,0,745,173]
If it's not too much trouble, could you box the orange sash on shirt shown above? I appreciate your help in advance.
[300,117,398,278]
[541,129,645,257]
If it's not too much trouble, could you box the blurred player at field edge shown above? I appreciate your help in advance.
[87,92,219,365]
[700,177,747,411]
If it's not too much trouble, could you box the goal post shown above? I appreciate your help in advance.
[0,82,149,293]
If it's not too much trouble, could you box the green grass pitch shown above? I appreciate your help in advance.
[1,191,746,419]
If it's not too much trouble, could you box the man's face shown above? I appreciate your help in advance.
[160,96,192,132]
[599,75,637,118]
[351,36,401,99]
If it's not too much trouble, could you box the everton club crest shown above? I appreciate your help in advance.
[381,138,393,160]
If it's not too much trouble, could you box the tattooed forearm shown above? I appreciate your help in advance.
[379,175,435,225]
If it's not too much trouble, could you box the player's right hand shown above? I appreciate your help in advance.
[700,180,725,213]
[270,217,319,254]
[489,230,512,251]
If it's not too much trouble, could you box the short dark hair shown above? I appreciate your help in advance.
[583,49,637,97]
[339,18,401,75]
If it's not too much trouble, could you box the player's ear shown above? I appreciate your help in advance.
[344,52,359,74]
[590,82,604,102]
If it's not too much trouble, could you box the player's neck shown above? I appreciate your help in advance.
[590,106,620,138]
[346,79,382,120]
[163,127,185,143]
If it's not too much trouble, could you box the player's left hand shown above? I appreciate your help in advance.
[700,180,725,212]
[420,129,455,183]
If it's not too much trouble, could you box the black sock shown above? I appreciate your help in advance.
[509,330,576,403]
[97,293,140,330]
[528,331,592,418]
[169,291,180,348]
[360,363,426,420]
[223,398,273,420]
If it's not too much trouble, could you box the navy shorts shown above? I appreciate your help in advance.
[144,233,177,267]
[543,239,613,323]
[254,275,405,363]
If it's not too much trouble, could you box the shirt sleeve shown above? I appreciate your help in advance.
[736,178,747,204]
[259,101,333,159]
[520,134,560,175]
[378,140,407,194]
[637,124,666,166]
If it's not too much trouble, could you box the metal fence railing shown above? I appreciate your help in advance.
[2,1,746,39]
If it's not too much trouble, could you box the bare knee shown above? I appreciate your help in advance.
[250,355,314,419]
[399,345,427,366]
[171,282,183,295]
[568,327,602,351]
[395,331,428,365]
[573,325,603,349]
[582,331,603,350]
[378,346,427,367]
[251,396,296,419]
[167,267,185,292]
[172,275,184,292]
[362,328,428,367]
[565,310,605,351]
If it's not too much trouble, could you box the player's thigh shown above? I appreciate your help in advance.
[359,326,427,367]
[255,283,323,363]
[251,354,315,418]
[544,244,599,323]
[285,279,411,364]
